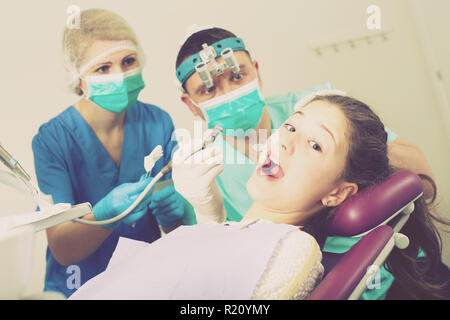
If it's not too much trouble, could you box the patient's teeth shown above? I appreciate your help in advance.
[263,156,272,167]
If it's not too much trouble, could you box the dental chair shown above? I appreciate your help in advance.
[308,170,425,300]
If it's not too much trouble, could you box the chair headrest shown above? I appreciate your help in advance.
[327,170,423,237]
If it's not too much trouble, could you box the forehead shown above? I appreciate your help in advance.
[183,51,253,91]
[81,40,137,67]
[296,100,349,139]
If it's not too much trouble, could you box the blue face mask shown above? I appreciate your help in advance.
[84,68,145,113]
[196,79,265,137]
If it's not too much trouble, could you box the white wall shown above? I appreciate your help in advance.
[408,0,450,270]
[412,0,450,139]
[0,0,449,295]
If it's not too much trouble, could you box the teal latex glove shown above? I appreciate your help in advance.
[149,186,184,228]
[93,176,154,229]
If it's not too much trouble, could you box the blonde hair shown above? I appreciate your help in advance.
[62,8,144,95]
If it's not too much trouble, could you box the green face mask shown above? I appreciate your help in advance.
[84,68,145,113]
[197,78,265,137]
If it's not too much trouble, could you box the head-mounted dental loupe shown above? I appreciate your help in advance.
[176,37,247,91]
[194,44,240,90]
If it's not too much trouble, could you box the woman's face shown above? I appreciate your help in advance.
[247,100,353,217]
[79,40,140,93]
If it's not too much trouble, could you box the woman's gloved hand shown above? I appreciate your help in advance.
[93,176,154,229]
[171,134,226,223]
[149,186,184,228]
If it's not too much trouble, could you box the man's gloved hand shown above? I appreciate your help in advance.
[93,175,154,229]
[171,134,226,223]
[149,186,184,228]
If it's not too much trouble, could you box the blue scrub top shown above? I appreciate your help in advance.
[32,100,178,298]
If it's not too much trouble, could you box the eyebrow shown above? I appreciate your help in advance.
[293,111,336,144]
[122,53,137,60]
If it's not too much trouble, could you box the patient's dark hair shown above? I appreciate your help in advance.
[176,27,251,92]
[309,95,449,299]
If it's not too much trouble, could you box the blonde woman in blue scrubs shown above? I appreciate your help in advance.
[32,8,186,298]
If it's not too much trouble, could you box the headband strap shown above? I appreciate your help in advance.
[176,37,247,85]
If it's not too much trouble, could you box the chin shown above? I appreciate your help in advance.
[247,174,275,203]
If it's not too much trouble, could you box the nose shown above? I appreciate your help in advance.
[278,128,295,156]
[265,130,294,163]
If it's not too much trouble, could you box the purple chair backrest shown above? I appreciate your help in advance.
[308,225,394,300]
[327,170,423,237]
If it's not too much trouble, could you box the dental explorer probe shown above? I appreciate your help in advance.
[73,126,223,226]
[157,126,223,176]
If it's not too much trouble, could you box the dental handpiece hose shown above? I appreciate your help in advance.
[73,170,165,226]
[73,126,223,226]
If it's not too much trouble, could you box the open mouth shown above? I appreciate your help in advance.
[259,154,284,180]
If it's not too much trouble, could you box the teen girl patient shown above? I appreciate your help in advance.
[71,93,449,300]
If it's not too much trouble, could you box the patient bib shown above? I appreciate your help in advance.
[70,220,323,300]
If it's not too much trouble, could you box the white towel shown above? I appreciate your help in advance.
[70,220,323,300]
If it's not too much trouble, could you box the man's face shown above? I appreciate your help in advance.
[181,51,262,119]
